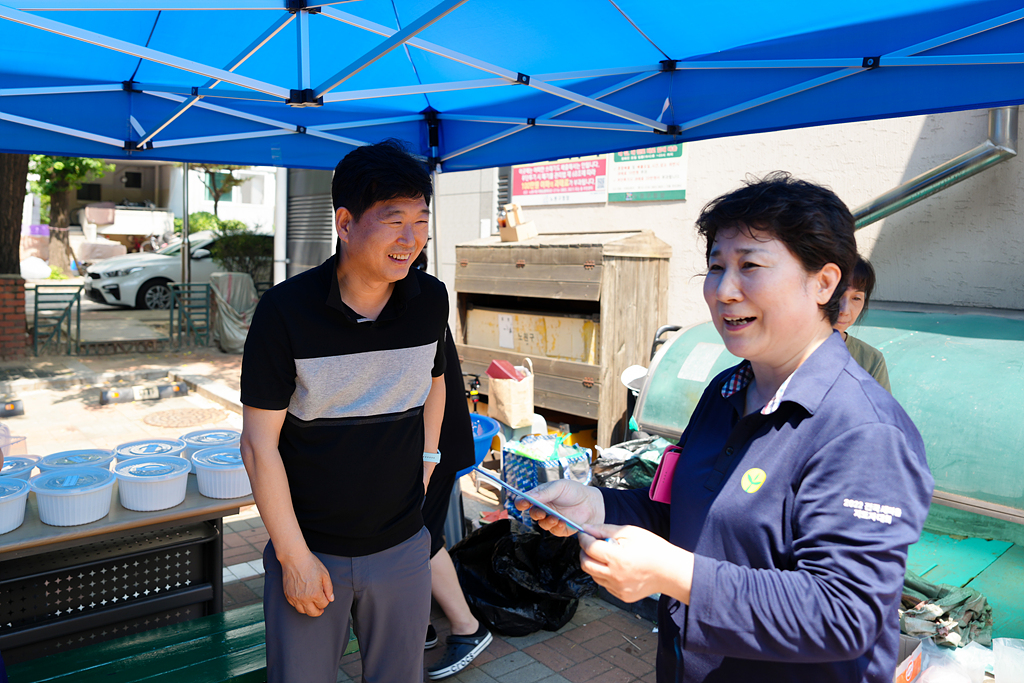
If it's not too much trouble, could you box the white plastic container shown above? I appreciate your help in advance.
[180,429,241,473]
[0,478,30,534]
[115,439,186,463]
[192,447,252,499]
[114,456,190,512]
[38,449,115,472]
[0,455,38,480]
[30,467,115,527]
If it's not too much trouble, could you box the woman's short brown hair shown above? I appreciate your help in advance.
[696,172,857,326]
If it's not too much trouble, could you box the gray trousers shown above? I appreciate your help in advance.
[263,528,432,683]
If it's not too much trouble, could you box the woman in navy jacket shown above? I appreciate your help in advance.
[520,173,932,683]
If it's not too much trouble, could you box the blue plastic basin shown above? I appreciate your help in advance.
[459,414,500,477]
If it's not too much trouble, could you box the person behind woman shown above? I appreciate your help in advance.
[836,256,890,391]
[518,173,932,683]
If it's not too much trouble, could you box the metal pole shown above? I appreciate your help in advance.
[273,167,288,284]
[431,170,440,279]
[182,162,190,284]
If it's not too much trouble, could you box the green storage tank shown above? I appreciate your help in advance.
[634,308,1024,514]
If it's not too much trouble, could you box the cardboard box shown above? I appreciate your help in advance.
[465,306,600,364]
[894,635,923,683]
[499,220,538,242]
[503,203,524,226]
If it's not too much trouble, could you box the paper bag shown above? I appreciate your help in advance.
[488,358,534,428]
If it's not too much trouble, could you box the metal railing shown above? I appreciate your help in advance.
[169,283,211,348]
[32,284,83,356]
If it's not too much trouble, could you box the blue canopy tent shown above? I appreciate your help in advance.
[2,0,1024,171]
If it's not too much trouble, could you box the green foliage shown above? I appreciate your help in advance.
[47,266,68,280]
[209,226,273,285]
[174,211,224,234]
[29,156,114,195]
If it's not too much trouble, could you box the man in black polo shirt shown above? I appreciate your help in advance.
[240,140,448,682]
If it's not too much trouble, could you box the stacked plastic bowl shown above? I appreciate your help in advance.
[0,478,30,534]
[0,455,37,480]
[192,447,252,499]
[29,468,116,526]
[115,439,187,466]
[114,456,190,512]
[38,449,115,472]
[179,429,241,473]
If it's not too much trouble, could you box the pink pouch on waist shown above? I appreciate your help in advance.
[649,444,682,504]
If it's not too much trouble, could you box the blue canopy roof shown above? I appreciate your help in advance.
[2,0,1023,170]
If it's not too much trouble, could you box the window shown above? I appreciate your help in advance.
[123,171,142,188]
[239,176,263,204]
[77,183,101,201]
[497,166,511,215]
[205,172,234,203]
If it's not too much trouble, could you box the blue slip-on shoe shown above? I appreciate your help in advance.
[426,625,493,680]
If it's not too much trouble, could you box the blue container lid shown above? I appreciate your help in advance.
[0,477,29,502]
[0,456,36,478]
[180,429,240,448]
[192,447,244,470]
[39,449,114,469]
[30,467,115,495]
[115,456,190,481]
[116,439,186,459]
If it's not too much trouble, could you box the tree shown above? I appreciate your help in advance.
[29,156,114,274]
[191,164,249,217]
[0,153,29,275]
[208,223,273,286]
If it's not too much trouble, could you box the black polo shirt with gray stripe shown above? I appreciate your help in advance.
[240,254,448,557]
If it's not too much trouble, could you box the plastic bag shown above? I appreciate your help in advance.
[920,638,974,683]
[994,638,1024,683]
[502,434,591,528]
[450,518,596,636]
[210,272,259,354]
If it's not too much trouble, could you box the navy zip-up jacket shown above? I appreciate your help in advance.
[603,332,932,683]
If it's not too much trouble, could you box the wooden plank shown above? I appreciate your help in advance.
[454,276,600,301]
[458,344,599,381]
[9,605,265,683]
[461,359,600,420]
[966,544,1024,639]
[456,263,603,282]
[906,530,1012,586]
[596,255,668,446]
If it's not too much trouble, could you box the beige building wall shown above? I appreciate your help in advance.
[437,107,1024,331]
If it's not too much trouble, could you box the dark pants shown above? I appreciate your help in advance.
[263,528,432,682]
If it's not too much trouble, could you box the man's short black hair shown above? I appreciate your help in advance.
[331,139,433,219]
[696,172,857,326]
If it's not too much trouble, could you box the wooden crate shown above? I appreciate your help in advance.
[454,231,671,447]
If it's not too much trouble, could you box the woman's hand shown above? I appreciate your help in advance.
[578,524,694,605]
[514,479,605,536]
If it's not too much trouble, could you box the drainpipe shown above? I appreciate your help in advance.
[853,107,1018,230]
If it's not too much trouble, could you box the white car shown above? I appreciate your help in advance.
[84,231,271,310]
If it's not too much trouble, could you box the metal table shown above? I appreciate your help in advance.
[0,477,254,664]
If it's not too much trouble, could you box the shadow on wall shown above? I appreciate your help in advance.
[863,108,1024,311]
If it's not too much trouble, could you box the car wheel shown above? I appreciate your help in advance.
[136,279,173,310]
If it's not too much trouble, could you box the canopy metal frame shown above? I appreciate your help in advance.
[2,1,1024,169]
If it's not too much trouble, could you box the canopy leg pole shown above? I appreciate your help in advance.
[431,170,440,280]
[182,162,190,284]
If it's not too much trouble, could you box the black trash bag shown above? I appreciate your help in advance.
[451,519,596,637]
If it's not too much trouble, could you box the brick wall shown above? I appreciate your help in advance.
[0,275,27,360]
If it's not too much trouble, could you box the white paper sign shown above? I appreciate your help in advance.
[498,314,514,349]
